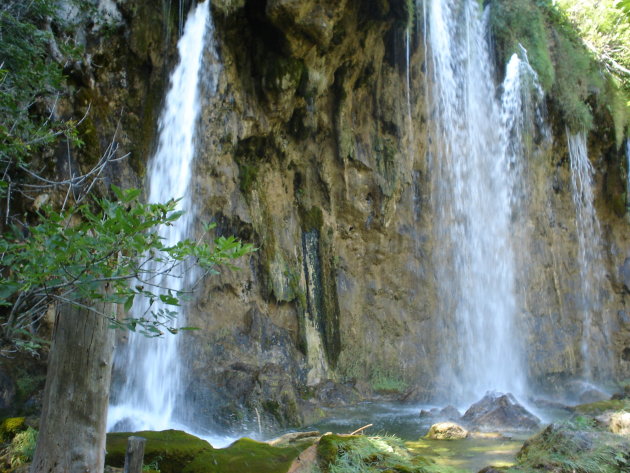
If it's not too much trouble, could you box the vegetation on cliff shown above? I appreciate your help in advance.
[489,0,629,140]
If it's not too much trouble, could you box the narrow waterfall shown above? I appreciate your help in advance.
[424,0,540,404]
[627,139,630,217]
[567,130,607,380]
[108,1,211,433]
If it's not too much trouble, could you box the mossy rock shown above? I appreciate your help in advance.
[106,430,213,473]
[572,399,630,416]
[0,417,26,442]
[512,421,630,473]
[182,437,311,473]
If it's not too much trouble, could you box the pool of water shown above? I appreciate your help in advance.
[300,402,545,472]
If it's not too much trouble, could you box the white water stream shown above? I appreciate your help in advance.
[107,1,233,446]
[424,0,543,405]
[567,130,607,380]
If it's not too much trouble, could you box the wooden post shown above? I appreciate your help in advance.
[123,436,147,473]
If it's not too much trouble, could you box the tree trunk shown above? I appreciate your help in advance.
[31,293,115,473]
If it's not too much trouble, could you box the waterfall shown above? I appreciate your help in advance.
[627,139,630,217]
[108,1,218,436]
[424,0,541,404]
[567,130,607,380]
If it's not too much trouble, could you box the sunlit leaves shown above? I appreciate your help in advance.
[0,187,255,343]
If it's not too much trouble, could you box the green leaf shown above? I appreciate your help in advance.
[124,295,135,312]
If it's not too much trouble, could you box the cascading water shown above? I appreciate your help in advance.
[423,0,543,405]
[107,1,218,436]
[626,139,630,217]
[567,130,608,380]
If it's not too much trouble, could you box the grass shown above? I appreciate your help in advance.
[8,426,37,468]
[506,419,630,473]
[317,434,428,473]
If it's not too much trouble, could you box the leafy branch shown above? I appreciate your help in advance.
[0,185,255,348]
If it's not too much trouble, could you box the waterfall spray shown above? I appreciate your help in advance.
[424,0,544,405]
[567,130,608,381]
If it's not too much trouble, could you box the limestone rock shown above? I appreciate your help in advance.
[609,411,630,436]
[425,422,468,440]
[462,392,540,430]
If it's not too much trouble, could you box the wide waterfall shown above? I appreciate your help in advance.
[107,1,218,437]
[567,130,608,381]
[424,0,543,405]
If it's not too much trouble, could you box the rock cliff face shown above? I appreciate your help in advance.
[71,0,629,431]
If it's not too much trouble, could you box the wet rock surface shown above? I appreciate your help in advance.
[31,0,630,428]
[425,422,469,440]
[462,392,541,431]
[609,411,630,436]
[419,405,462,422]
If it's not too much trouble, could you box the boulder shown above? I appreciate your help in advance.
[565,380,610,404]
[419,405,462,422]
[462,392,540,430]
[577,388,609,404]
[425,422,468,440]
[106,430,213,473]
[609,411,630,436]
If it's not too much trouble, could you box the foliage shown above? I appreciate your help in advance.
[0,0,78,168]
[618,0,630,17]
[489,0,629,134]
[8,427,37,467]
[370,370,409,393]
[557,0,630,86]
[490,0,554,91]
[0,185,254,347]
[0,417,25,442]
[572,399,630,416]
[143,455,163,472]
[317,434,426,473]
[507,419,630,473]
[555,0,630,141]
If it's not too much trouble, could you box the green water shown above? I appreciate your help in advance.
[303,402,548,472]
[407,436,525,473]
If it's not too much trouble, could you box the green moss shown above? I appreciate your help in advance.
[572,399,630,415]
[76,116,101,167]
[262,55,305,95]
[15,372,45,403]
[237,162,260,195]
[182,438,309,473]
[603,74,629,148]
[489,0,626,133]
[490,0,555,91]
[319,233,341,368]
[0,417,26,442]
[106,430,213,473]
[8,426,37,468]
[370,370,409,394]
[373,136,398,196]
[300,206,324,232]
[552,30,602,132]
[507,420,630,473]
